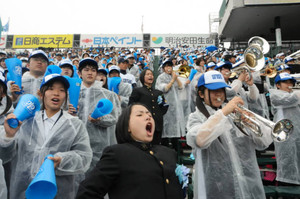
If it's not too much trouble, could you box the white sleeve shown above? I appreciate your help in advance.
[230,79,243,93]
[247,84,259,101]
[186,110,232,149]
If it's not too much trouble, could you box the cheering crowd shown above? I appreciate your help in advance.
[0,45,299,198]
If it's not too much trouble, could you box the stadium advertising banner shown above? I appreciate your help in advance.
[80,34,143,48]
[244,0,300,5]
[151,34,215,48]
[0,35,7,49]
[12,35,73,49]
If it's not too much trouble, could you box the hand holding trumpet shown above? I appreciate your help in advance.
[222,96,244,116]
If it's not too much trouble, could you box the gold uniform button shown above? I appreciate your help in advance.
[151,94,153,96]
[149,151,154,155]
[152,100,154,102]
[153,113,156,116]
[160,161,164,165]
[166,179,169,184]
[152,106,155,109]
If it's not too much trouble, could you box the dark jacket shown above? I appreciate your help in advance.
[76,142,183,199]
[129,85,168,132]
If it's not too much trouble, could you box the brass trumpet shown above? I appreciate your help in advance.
[261,66,277,78]
[230,104,293,142]
[174,65,191,78]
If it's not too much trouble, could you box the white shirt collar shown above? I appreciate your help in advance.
[43,109,62,122]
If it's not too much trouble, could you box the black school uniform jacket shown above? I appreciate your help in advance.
[76,141,184,199]
[129,85,168,132]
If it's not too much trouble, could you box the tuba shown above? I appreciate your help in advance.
[230,36,270,78]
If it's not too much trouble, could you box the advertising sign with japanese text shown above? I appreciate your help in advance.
[12,35,73,48]
[151,34,215,48]
[0,35,7,49]
[80,34,143,48]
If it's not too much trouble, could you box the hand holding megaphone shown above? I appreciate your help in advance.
[7,94,40,129]
[5,58,23,95]
[4,113,22,138]
[25,154,57,199]
[90,99,113,120]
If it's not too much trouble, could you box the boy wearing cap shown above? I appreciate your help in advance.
[155,60,185,148]
[54,53,63,65]
[118,58,137,88]
[108,65,132,109]
[74,58,121,173]
[270,73,300,185]
[9,50,49,105]
[1,74,92,198]
[59,59,74,77]
[126,55,140,84]
[216,61,259,109]
[186,71,272,199]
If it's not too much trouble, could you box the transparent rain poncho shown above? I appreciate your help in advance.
[247,71,270,119]
[8,72,44,107]
[269,89,300,185]
[177,76,194,128]
[0,159,7,199]
[0,111,92,199]
[186,104,272,199]
[155,72,185,138]
[77,81,121,172]
[229,79,259,109]
[118,82,132,109]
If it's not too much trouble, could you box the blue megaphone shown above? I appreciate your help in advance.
[91,98,113,119]
[72,65,79,78]
[188,69,198,81]
[5,58,23,94]
[44,65,62,76]
[190,58,194,65]
[65,76,81,111]
[107,77,121,94]
[25,154,57,199]
[7,94,40,128]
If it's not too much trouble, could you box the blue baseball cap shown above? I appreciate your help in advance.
[29,50,49,63]
[40,74,70,89]
[278,64,291,72]
[79,58,98,71]
[285,56,295,63]
[275,72,296,84]
[214,61,232,70]
[206,62,216,69]
[59,59,73,68]
[197,71,231,90]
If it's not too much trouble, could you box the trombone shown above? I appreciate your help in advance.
[230,104,293,142]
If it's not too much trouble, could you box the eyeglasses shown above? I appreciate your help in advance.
[31,57,48,63]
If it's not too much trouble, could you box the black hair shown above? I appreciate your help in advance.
[276,79,295,88]
[196,57,206,66]
[39,79,68,110]
[115,103,149,144]
[196,85,226,115]
[139,69,153,86]
[78,64,98,72]
[60,65,74,77]
[223,55,233,62]
[0,81,12,116]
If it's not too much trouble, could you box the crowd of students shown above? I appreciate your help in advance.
[0,46,299,198]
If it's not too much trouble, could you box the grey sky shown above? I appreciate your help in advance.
[0,0,223,35]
